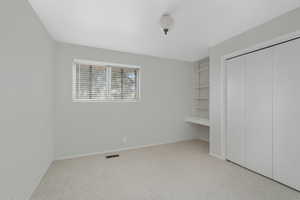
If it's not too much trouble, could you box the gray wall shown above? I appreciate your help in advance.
[0,0,55,199]
[54,43,202,159]
[209,7,300,157]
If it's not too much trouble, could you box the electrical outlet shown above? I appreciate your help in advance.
[122,137,127,144]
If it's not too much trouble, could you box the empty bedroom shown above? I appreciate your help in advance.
[1,0,300,199]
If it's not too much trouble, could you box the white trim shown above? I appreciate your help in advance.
[209,153,226,160]
[223,30,300,60]
[72,99,140,103]
[220,30,300,160]
[27,160,53,200]
[220,53,227,159]
[55,139,202,161]
[73,59,141,69]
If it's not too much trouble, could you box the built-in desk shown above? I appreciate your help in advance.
[185,117,209,127]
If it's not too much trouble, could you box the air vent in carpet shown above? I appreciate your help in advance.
[106,154,120,159]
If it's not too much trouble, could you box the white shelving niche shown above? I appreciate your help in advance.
[185,58,209,126]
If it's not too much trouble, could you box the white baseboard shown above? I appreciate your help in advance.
[209,153,225,160]
[55,138,204,161]
[27,159,53,200]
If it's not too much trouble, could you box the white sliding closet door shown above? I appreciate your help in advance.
[226,57,245,166]
[273,39,300,190]
[244,49,273,178]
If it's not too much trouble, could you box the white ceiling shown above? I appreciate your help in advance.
[28,0,300,61]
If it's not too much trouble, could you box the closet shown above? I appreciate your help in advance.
[226,37,300,190]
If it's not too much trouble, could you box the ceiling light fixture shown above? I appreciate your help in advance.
[160,14,174,35]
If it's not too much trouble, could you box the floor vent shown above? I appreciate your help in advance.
[106,154,120,159]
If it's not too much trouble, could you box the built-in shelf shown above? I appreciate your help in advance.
[194,97,209,100]
[195,84,209,89]
[200,85,209,89]
[198,67,209,72]
[190,58,209,121]
[194,107,209,110]
[185,117,209,126]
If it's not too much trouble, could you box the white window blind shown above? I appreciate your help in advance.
[73,61,140,102]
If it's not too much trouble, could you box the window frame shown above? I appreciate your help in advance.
[72,59,141,103]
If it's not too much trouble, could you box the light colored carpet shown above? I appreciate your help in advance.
[31,140,300,200]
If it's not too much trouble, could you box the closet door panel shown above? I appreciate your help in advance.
[244,49,273,178]
[274,39,300,190]
[226,57,245,165]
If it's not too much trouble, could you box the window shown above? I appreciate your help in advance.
[73,60,140,102]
